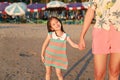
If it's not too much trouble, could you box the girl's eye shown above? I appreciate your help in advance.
[57,21,59,23]
[52,23,55,26]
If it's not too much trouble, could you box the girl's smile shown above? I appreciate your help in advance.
[51,18,61,31]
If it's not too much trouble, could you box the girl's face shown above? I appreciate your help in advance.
[50,18,61,31]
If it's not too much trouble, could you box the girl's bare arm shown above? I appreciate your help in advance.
[41,34,50,57]
[67,37,79,48]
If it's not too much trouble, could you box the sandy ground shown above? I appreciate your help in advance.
[0,23,95,80]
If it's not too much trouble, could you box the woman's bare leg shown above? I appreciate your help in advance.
[109,53,120,80]
[94,54,108,80]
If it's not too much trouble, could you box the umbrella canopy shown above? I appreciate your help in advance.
[47,1,66,9]
[27,3,46,12]
[0,2,10,14]
[5,2,27,16]
[82,2,90,9]
[66,3,85,10]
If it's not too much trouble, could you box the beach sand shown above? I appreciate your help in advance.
[0,23,95,80]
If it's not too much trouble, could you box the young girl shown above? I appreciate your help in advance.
[41,16,78,80]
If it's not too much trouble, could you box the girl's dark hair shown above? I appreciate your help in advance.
[47,16,65,32]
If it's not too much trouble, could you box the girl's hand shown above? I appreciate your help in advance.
[67,37,79,49]
[41,55,45,63]
[74,44,79,49]
[79,38,86,50]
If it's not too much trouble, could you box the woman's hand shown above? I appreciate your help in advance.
[79,38,86,50]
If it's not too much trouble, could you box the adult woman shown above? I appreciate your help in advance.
[79,0,120,80]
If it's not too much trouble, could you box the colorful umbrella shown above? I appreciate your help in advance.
[0,2,10,14]
[27,3,46,12]
[5,2,27,16]
[47,1,66,9]
[66,3,85,10]
[82,2,90,9]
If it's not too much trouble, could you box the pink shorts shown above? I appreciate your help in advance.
[92,25,120,54]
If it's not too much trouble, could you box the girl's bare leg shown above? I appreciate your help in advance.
[109,53,120,80]
[55,68,63,80]
[45,66,52,80]
[94,54,108,80]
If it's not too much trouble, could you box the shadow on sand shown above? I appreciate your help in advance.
[64,49,93,80]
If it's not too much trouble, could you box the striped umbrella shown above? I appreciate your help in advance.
[5,2,27,16]
[0,2,10,14]
[82,2,90,9]
[66,3,86,10]
[47,1,66,9]
[27,3,46,12]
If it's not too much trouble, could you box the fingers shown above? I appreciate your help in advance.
[41,56,45,63]
[78,40,86,50]
[79,44,85,50]
[42,58,44,63]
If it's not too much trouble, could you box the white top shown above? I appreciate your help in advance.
[49,32,68,40]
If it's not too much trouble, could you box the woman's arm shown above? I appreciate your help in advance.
[80,7,95,39]
[67,37,79,48]
[79,7,95,50]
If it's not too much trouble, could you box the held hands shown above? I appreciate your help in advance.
[74,44,79,49]
[78,38,86,50]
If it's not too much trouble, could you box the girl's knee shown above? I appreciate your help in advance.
[55,69,62,76]
[46,70,52,75]
[56,71,62,77]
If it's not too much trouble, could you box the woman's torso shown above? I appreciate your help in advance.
[91,0,120,31]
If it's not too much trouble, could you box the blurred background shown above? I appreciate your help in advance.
[0,0,96,24]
